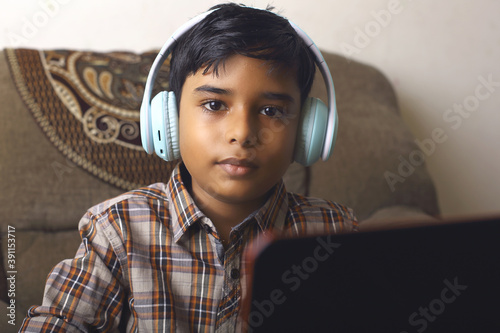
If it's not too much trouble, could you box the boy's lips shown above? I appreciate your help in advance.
[216,158,258,177]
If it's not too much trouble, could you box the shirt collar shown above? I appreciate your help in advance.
[167,162,289,243]
[247,179,288,235]
[167,163,205,243]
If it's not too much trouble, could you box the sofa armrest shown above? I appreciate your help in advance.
[358,205,439,232]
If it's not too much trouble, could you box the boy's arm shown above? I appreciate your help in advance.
[19,211,127,332]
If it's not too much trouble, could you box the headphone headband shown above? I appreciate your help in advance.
[287,20,337,161]
[140,9,215,155]
[141,6,337,162]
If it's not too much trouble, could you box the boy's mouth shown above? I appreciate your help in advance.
[216,158,258,177]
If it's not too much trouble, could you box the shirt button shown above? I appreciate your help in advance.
[203,224,212,234]
[230,268,240,280]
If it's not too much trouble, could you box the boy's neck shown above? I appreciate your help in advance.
[179,164,272,246]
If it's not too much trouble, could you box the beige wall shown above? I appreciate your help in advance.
[1,0,499,218]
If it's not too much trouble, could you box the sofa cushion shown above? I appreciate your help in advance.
[4,49,178,190]
[0,52,123,230]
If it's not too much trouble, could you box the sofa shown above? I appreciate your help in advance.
[0,47,439,331]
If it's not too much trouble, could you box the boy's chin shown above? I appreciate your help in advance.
[197,180,275,206]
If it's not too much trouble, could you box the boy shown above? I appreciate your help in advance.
[20,3,357,332]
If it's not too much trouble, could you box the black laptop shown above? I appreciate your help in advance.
[241,217,500,333]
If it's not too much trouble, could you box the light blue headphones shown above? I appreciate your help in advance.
[140,6,338,166]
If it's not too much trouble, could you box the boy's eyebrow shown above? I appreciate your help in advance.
[194,85,296,103]
[261,92,296,103]
[194,85,232,96]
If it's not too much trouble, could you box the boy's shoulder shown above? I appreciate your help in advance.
[285,191,358,232]
[86,182,169,218]
[287,192,355,217]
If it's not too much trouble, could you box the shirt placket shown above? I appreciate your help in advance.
[214,230,243,332]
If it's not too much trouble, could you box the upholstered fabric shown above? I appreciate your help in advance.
[5,49,177,191]
[0,51,124,231]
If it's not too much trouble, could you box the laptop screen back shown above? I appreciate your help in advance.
[242,217,500,333]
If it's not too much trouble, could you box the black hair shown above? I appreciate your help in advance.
[169,3,317,107]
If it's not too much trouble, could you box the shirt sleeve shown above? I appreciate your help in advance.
[343,206,359,232]
[19,211,127,332]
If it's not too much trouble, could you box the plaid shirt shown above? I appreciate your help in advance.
[20,163,357,332]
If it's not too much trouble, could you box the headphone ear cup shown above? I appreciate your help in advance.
[294,97,328,166]
[151,91,180,161]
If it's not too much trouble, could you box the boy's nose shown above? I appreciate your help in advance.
[225,109,258,147]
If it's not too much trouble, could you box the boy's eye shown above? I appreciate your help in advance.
[202,100,227,112]
[260,106,284,118]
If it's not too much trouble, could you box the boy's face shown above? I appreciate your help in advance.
[179,54,301,208]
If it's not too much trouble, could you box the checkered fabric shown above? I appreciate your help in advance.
[20,163,357,332]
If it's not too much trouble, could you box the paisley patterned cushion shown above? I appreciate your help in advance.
[5,48,177,190]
